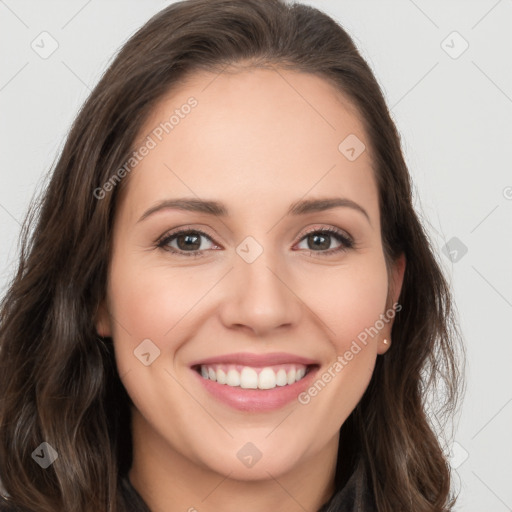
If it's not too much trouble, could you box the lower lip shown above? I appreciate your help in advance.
[191,366,319,412]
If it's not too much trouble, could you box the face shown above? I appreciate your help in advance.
[96,67,405,482]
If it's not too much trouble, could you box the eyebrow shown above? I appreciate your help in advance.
[137,197,371,224]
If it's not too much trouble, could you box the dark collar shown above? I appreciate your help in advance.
[318,460,377,512]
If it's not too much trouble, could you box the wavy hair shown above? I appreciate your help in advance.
[0,1,464,511]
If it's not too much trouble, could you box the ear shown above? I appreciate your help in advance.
[377,252,406,355]
[389,252,406,305]
[95,299,113,338]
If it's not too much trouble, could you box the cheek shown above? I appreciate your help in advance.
[302,258,389,351]
[106,254,219,367]
[292,259,389,450]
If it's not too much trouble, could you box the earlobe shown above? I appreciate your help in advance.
[377,337,392,355]
[95,300,112,338]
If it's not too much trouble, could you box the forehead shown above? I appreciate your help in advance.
[121,67,377,220]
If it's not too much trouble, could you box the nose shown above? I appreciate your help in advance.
[217,247,302,337]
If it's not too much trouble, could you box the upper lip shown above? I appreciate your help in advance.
[190,352,319,367]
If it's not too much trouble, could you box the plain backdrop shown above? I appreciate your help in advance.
[1,1,511,510]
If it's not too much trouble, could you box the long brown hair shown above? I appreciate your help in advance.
[0,1,464,511]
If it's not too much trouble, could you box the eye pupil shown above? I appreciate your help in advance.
[309,233,329,250]
[178,233,201,251]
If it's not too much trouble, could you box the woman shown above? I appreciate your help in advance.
[0,0,464,511]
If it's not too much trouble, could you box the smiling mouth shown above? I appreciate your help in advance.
[192,363,317,390]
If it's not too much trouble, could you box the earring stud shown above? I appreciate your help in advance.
[383,338,389,345]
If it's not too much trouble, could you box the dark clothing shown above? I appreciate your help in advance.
[317,460,377,512]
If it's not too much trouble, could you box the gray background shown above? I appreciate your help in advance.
[1,0,511,509]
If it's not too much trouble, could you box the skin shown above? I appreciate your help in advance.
[96,66,405,512]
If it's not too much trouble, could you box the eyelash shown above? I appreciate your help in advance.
[155,226,354,258]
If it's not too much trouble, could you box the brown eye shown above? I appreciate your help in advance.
[296,228,353,255]
[157,229,217,256]
[175,232,202,251]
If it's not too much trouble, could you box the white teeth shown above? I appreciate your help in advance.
[258,367,276,389]
[216,368,227,384]
[276,368,288,386]
[296,368,306,381]
[226,369,240,386]
[198,364,310,389]
[240,367,258,389]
